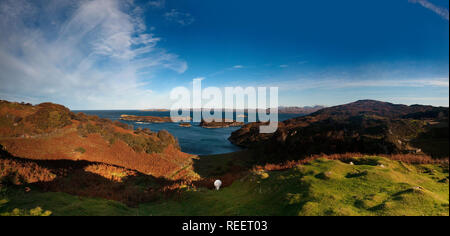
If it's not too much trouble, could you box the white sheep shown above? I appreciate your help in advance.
[214,180,222,190]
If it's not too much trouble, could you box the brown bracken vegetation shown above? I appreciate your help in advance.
[0,100,191,179]
[0,145,197,206]
[0,158,56,185]
[0,100,205,206]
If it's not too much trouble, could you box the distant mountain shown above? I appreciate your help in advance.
[310,100,448,119]
[229,100,449,161]
[166,106,325,114]
[141,109,170,112]
[276,105,325,114]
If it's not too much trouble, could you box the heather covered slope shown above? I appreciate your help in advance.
[1,156,448,216]
[230,100,449,161]
[0,100,195,179]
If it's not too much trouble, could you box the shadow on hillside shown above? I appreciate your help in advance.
[192,150,257,178]
[411,123,449,158]
[0,145,187,207]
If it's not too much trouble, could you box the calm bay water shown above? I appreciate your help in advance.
[72,110,304,156]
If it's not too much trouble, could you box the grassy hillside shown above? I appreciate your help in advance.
[1,156,448,216]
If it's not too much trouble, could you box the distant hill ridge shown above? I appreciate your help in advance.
[310,100,448,119]
[139,106,326,115]
[276,105,325,114]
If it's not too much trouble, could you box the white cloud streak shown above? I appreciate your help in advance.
[0,0,187,109]
[164,9,195,26]
[148,0,165,8]
[259,78,450,91]
[409,0,449,20]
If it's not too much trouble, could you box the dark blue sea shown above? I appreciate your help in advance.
[72,110,304,156]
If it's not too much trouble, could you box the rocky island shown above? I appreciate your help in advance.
[179,123,192,127]
[199,119,244,128]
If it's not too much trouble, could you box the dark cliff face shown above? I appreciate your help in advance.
[229,100,449,160]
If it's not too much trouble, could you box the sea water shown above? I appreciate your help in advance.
[72,110,304,156]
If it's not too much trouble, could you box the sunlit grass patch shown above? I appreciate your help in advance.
[1,156,448,216]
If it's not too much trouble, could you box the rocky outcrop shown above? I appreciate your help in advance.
[228,122,282,147]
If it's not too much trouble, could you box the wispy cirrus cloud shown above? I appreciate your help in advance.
[148,0,165,8]
[0,0,187,109]
[165,9,195,26]
[409,0,449,20]
[257,78,449,91]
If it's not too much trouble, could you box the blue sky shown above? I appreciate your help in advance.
[0,0,448,109]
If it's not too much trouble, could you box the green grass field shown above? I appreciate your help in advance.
[1,156,448,216]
